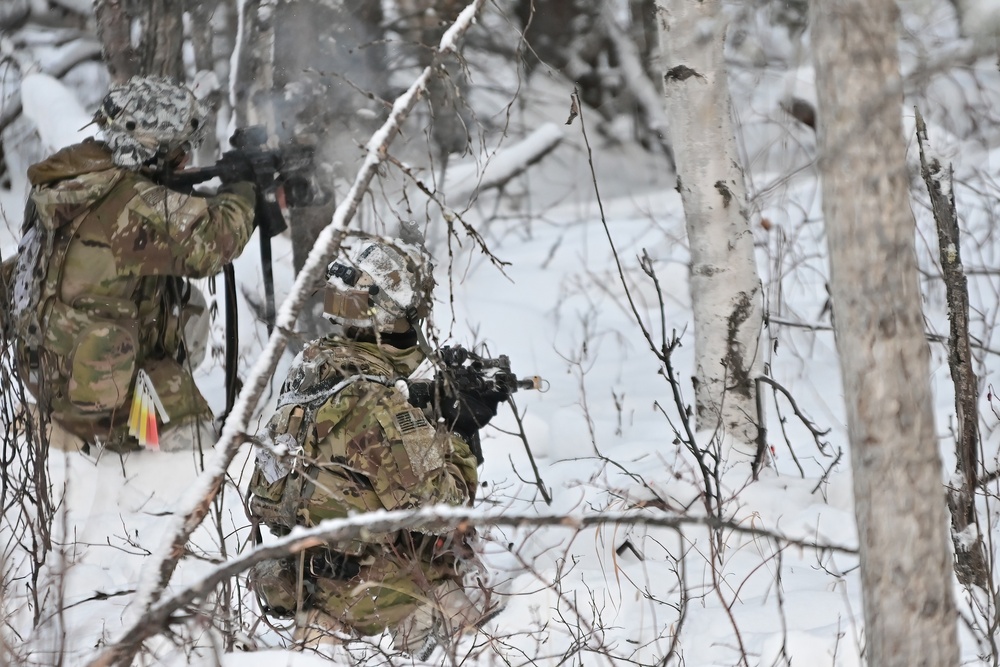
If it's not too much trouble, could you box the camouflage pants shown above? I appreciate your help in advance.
[249,547,488,652]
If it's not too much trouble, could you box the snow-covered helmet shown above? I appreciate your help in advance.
[324,237,434,334]
[94,76,209,169]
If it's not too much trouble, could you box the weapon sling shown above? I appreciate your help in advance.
[223,263,239,419]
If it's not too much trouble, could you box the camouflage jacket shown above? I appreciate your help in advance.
[10,139,256,445]
[249,337,480,555]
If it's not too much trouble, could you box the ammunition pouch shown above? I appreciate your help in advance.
[305,547,361,581]
[247,558,300,617]
[248,466,310,535]
[47,296,139,414]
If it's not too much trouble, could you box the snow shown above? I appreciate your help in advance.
[19,73,93,154]
[954,0,1000,47]
[3,2,1000,667]
[444,123,565,201]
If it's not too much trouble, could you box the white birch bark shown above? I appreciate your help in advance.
[809,1,959,665]
[231,0,276,132]
[655,0,763,458]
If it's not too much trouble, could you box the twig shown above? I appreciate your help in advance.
[86,502,860,667]
[504,397,552,505]
[812,448,844,495]
[770,316,1000,358]
[755,375,832,454]
[571,88,719,516]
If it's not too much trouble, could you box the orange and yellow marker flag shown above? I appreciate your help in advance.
[128,369,171,450]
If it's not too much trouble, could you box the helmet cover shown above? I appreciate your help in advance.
[95,76,209,169]
[324,237,434,334]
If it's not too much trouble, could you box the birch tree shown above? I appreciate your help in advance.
[809,1,959,664]
[655,0,764,459]
[231,0,275,130]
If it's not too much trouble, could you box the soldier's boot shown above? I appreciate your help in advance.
[294,608,347,649]
[395,578,503,658]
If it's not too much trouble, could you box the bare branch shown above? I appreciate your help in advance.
[915,107,989,590]
[445,123,565,201]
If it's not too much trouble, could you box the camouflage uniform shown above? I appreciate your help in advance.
[9,138,256,449]
[247,335,483,648]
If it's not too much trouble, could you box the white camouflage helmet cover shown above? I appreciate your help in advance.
[95,76,209,169]
[324,236,434,334]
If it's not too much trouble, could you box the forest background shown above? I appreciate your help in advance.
[2,1,1000,665]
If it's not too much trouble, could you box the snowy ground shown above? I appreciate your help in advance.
[4,4,1000,666]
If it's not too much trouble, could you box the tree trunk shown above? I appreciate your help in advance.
[655,0,764,459]
[93,0,139,82]
[396,0,473,161]
[809,2,959,665]
[270,0,386,339]
[185,0,225,159]
[232,0,276,131]
[95,0,184,83]
[915,110,989,590]
[129,0,185,81]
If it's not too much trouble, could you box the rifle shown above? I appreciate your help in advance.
[164,125,322,327]
[161,126,326,416]
[160,125,325,326]
[432,345,543,399]
[408,345,545,459]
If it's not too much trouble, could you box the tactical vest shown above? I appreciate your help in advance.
[249,342,443,556]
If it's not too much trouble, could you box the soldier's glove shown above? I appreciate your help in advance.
[407,380,504,443]
[440,387,505,445]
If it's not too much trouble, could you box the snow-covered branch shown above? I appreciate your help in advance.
[49,0,93,15]
[92,3,488,666]
[84,503,857,666]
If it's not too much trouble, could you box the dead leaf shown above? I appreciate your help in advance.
[566,94,579,125]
